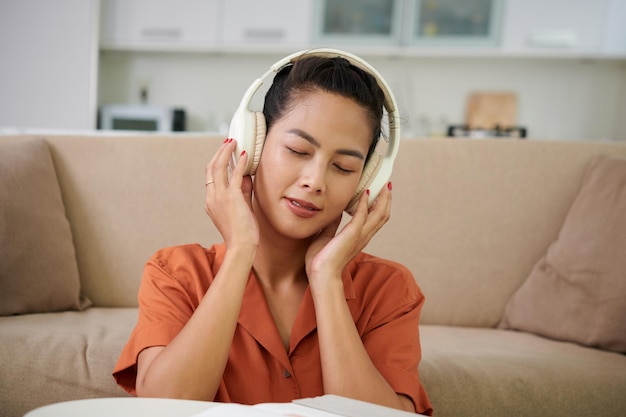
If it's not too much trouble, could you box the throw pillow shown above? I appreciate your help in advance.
[498,155,626,353]
[0,137,89,315]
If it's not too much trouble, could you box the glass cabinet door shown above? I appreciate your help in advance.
[411,0,502,46]
[315,0,403,45]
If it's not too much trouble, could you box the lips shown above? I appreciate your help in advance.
[285,197,320,218]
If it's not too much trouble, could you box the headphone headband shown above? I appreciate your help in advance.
[271,49,397,113]
[230,48,401,215]
[239,48,399,144]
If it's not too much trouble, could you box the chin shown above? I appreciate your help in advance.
[274,223,322,241]
[278,213,345,241]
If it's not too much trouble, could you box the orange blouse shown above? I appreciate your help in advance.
[113,243,432,415]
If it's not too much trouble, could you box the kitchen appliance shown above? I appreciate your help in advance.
[447,124,527,138]
[448,92,527,138]
[99,104,186,132]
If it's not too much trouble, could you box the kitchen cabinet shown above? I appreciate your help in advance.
[1,0,99,130]
[313,0,403,46]
[500,0,609,54]
[100,0,219,50]
[408,0,502,47]
[97,0,626,59]
[219,0,314,47]
[314,0,502,48]
[602,0,626,55]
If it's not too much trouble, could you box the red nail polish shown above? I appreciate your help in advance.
[387,182,393,191]
[240,150,246,156]
[366,189,370,196]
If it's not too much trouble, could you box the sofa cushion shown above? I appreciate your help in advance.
[419,325,626,417]
[0,308,134,416]
[498,155,626,353]
[0,137,89,315]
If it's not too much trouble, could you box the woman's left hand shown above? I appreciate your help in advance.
[305,183,392,287]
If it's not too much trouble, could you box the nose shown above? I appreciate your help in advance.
[299,160,326,194]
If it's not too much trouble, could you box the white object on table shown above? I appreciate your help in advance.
[194,394,425,416]
[23,397,217,417]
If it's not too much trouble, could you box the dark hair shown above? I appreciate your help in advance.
[263,55,385,160]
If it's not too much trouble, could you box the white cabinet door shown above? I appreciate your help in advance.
[219,0,314,46]
[409,0,503,47]
[501,0,609,54]
[0,0,99,130]
[100,0,219,49]
[313,0,403,46]
[603,0,626,54]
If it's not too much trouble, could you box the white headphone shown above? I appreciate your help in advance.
[228,48,400,215]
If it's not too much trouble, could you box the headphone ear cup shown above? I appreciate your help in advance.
[345,153,381,215]
[248,111,266,175]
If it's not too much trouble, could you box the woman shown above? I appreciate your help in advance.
[113,51,433,415]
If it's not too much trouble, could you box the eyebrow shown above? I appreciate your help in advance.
[287,128,365,160]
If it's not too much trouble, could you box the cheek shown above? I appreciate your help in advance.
[331,177,362,208]
[259,137,284,166]
[254,145,290,193]
[257,147,291,182]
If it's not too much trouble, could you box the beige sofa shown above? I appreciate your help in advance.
[1,133,625,417]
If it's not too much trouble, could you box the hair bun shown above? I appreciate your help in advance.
[332,56,351,69]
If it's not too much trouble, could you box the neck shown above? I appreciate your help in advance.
[253,232,310,290]
[251,196,315,289]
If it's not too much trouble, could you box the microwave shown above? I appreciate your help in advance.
[99,104,186,132]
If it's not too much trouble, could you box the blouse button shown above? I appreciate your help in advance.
[282,369,291,378]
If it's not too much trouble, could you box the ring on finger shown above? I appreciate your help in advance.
[205,180,215,186]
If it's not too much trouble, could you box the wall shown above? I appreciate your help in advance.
[98,50,626,141]
[0,0,100,130]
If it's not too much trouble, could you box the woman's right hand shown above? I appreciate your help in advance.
[204,138,259,251]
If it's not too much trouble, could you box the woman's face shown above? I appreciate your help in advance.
[253,89,372,240]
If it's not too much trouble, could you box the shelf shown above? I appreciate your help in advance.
[99,43,626,61]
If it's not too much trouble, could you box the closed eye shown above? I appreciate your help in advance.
[287,147,308,157]
[333,164,355,174]
[287,146,356,174]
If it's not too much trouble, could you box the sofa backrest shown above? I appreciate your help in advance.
[43,134,626,327]
[46,134,222,309]
[373,138,626,327]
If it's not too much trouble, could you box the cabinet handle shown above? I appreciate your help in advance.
[528,31,577,48]
[244,28,286,40]
[141,27,182,39]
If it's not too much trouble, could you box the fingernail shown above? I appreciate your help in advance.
[387,182,393,191]
[223,138,229,143]
[240,150,246,156]
[366,189,370,196]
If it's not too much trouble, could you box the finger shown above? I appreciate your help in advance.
[337,190,380,257]
[241,175,254,207]
[365,183,392,235]
[213,138,238,187]
[372,182,392,216]
[349,189,370,227]
[205,138,232,185]
[337,190,370,242]
[228,141,248,190]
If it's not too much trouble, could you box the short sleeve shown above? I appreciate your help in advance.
[352,257,433,415]
[112,244,217,394]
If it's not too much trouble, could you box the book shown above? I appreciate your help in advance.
[192,394,426,417]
